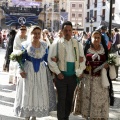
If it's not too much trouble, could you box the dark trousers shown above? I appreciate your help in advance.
[56,75,77,120]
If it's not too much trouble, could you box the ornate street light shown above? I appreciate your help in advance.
[90,18,94,32]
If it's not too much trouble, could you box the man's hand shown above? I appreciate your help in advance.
[79,57,84,63]
[78,74,84,79]
[51,56,58,62]
[20,71,26,78]
[57,73,64,80]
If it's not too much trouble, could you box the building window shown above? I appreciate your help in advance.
[93,27,97,31]
[101,9,105,21]
[86,12,89,22]
[94,10,97,22]
[72,4,75,7]
[79,4,82,8]
[112,0,115,4]
[112,7,115,20]
[112,15,114,20]
[54,3,59,12]
[86,27,89,32]
[87,0,90,9]
[78,14,82,17]
[94,0,97,8]
[112,7,115,14]
[102,0,106,6]
[72,13,75,17]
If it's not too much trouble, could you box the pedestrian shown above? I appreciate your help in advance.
[80,30,112,120]
[111,27,120,79]
[13,25,56,120]
[0,31,2,45]
[42,29,51,47]
[3,29,16,72]
[98,25,109,46]
[48,21,86,120]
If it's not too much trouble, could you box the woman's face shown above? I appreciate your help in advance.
[91,33,101,46]
[32,28,41,41]
[20,26,27,35]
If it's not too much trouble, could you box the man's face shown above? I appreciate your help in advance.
[62,25,72,40]
[101,29,106,33]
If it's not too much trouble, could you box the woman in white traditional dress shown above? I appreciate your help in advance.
[14,26,56,120]
[80,31,110,120]
[9,25,27,84]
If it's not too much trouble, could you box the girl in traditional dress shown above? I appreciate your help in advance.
[14,26,56,120]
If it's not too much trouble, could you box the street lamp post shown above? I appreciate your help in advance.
[109,0,113,36]
[90,18,94,32]
[51,0,54,33]
[44,4,47,29]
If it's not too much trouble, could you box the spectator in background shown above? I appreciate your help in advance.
[9,25,27,84]
[42,29,51,46]
[0,31,2,45]
[100,25,109,46]
[106,31,112,51]
[112,27,120,47]
[112,27,120,79]
[3,30,16,72]
[81,31,88,46]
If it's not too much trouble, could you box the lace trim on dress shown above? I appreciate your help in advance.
[88,45,105,55]
[22,106,48,111]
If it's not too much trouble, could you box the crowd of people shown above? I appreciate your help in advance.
[1,21,120,120]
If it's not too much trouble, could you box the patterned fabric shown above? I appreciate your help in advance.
[72,46,109,119]
[82,47,109,119]
[46,67,57,112]
[80,75,109,119]
[71,82,83,115]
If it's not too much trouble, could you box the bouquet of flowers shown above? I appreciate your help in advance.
[93,53,118,73]
[107,53,117,66]
[93,53,120,80]
[10,50,25,70]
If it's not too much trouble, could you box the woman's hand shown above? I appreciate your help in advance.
[104,63,109,69]
[20,71,26,78]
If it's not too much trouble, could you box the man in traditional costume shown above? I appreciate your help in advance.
[48,21,86,120]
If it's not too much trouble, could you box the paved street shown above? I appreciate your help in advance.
[0,47,120,120]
